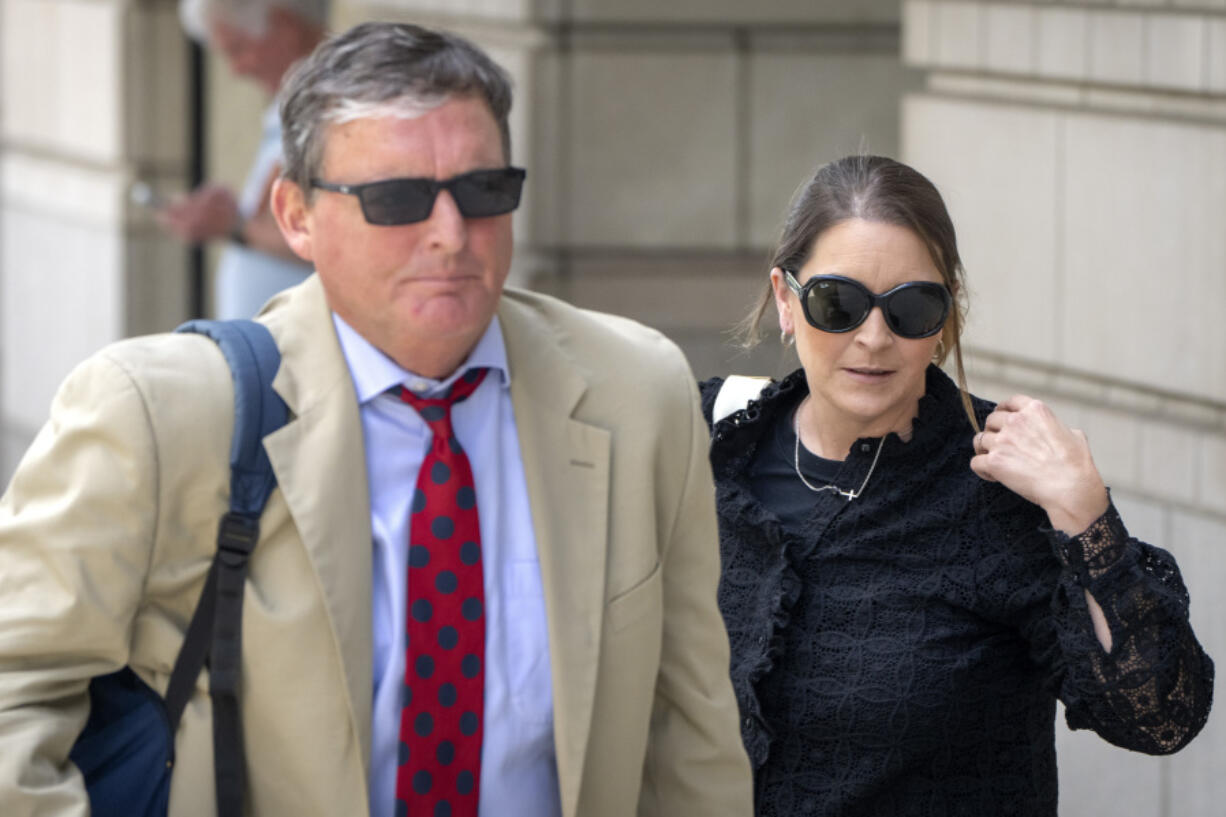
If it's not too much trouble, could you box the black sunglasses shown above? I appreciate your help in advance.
[311,166,527,226]
[783,271,952,339]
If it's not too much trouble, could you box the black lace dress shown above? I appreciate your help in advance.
[700,366,1213,817]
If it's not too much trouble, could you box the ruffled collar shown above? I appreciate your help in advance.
[710,364,987,477]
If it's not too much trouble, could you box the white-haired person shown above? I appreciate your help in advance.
[702,154,1213,816]
[158,0,327,318]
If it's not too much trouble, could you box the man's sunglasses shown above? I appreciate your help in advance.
[310,167,527,226]
[783,271,952,339]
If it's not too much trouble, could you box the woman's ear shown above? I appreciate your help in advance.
[769,267,795,336]
[270,178,315,262]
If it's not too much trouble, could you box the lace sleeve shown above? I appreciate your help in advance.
[1046,501,1214,754]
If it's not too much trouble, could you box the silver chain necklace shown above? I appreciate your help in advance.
[791,404,886,501]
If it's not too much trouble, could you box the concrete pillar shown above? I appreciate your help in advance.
[0,0,192,476]
[902,2,1226,814]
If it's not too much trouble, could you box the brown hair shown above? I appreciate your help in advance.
[739,154,979,431]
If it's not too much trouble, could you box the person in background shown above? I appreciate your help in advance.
[160,0,325,318]
[702,154,1213,816]
[0,22,752,817]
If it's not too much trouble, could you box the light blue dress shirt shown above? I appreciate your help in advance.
[331,314,560,817]
[213,104,311,319]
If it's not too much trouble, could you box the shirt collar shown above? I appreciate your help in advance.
[331,312,511,404]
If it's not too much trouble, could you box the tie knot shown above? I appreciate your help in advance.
[399,368,489,439]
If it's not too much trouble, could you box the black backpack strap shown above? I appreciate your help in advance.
[164,319,287,817]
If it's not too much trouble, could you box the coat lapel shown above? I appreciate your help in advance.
[498,293,610,817]
[258,277,375,771]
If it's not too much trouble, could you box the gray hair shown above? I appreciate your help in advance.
[278,22,514,194]
[179,0,328,41]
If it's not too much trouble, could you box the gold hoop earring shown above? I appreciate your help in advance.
[781,330,794,348]
[933,338,946,361]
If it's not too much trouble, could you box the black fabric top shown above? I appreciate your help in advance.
[700,365,1214,817]
[748,404,843,531]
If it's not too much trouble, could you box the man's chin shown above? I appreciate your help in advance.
[398,298,499,349]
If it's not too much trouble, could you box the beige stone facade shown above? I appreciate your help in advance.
[1,0,192,474]
[904,3,1226,814]
[1,0,1222,813]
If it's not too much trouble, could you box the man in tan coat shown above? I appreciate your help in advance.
[0,21,752,817]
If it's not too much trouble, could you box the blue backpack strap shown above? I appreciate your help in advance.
[164,319,287,817]
[178,319,286,516]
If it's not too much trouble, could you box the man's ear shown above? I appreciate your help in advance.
[271,177,314,262]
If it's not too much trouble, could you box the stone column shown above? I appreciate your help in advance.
[0,0,192,475]
[902,3,1226,814]
[339,0,916,376]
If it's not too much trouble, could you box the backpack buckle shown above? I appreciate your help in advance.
[217,512,259,562]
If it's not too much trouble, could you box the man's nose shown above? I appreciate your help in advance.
[423,190,467,251]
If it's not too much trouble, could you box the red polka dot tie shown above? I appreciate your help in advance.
[395,368,488,817]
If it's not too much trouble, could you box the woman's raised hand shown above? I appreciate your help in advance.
[970,395,1109,536]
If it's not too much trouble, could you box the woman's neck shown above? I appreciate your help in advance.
[794,393,918,461]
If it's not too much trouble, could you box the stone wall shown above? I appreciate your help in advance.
[903,2,1226,814]
[0,0,192,476]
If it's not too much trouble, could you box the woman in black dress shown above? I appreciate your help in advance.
[702,155,1213,816]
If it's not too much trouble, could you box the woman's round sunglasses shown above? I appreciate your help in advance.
[783,270,952,339]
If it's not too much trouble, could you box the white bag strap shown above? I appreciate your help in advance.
[713,375,772,424]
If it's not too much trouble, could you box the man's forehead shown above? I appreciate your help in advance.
[315,96,503,169]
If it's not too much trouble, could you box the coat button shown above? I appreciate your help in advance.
[860,442,871,452]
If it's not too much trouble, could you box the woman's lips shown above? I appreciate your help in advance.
[843,367,895,383]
